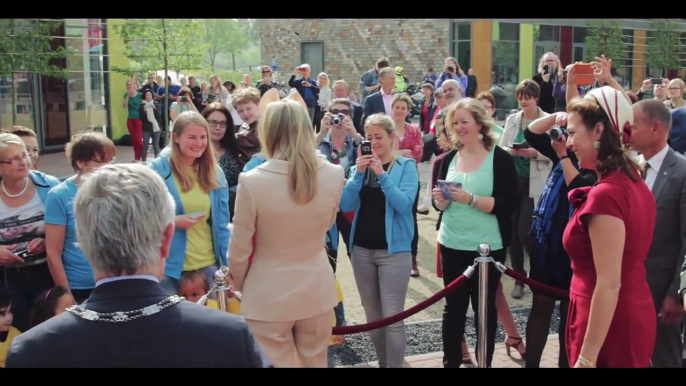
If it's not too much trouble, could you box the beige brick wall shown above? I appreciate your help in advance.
[260,19,451,95]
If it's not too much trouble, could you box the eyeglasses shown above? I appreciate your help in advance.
[669,87,682,91]
[208,120,228,128]
[330,109,351,116]
[262,71,271,74]
[0,152,31,165]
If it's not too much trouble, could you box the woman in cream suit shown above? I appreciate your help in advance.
[228,98,345,367]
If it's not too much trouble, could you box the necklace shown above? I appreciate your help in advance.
[66,295,184,323]
[1,177,28,198]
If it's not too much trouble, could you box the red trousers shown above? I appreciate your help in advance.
[126,118,144,161]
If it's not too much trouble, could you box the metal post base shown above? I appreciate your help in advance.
[475,243,492,368]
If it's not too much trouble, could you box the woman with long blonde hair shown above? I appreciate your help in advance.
[229,99,345,367]
[149,111,230,294]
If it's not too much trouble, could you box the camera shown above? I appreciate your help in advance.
[180,95,189,102]
[550,126,567,141]
[447,65,455,72]
[331,113,344,126]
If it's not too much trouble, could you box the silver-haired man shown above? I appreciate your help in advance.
[6,164,271,368]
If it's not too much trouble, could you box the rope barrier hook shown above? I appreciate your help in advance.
[493,261,506,273]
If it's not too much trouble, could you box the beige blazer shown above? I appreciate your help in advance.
[499,108,552,205]
[228,158,345,322]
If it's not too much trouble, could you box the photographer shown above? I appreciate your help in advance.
[315,98,361,274]
[435,57,468,97]
[522,112,597,368]
[170,87,199,124]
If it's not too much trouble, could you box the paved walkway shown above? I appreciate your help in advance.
[342,334,560,368]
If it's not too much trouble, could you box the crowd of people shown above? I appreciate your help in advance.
[0,51,685,368]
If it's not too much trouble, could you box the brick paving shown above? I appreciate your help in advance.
[342,334,560,368]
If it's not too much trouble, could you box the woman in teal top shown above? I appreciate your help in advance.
[431,98,517,368]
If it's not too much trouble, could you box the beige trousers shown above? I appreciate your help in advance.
[247,309,333,367]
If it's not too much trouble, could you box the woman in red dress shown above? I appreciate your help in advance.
[562,82,657,368]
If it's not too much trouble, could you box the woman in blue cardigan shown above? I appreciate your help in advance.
[340,113,419,368]
[149,111,230,294]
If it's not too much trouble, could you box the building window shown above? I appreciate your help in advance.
[65,19,108,136]
[492,21,520,115]
[300,41,324,80]
[451,21,472,71]
[534,25,561,74]
[0,73,38,131]
[615,29,634,90]
[572,26,589,64]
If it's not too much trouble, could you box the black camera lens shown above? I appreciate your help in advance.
[331,114,344,126]
[550,127,567,141]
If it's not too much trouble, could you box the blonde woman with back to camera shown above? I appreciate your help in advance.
[228,99,345,367]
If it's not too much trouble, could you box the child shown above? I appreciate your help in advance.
[0,292,20,367]
[179,270,241,314]
[29,286,75,329]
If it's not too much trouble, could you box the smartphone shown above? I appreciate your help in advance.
[16,249,29,259]
[512,141,530,150]
[543,65,551,75]
[651,78,663,85]
[574,63,595,86]
[189,211,205,220]
[437,180,462,200]
[360,141,372,156]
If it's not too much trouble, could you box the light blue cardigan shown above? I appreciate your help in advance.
[148,148,230,280]
[340,156,418,254]
[28,170,61,201]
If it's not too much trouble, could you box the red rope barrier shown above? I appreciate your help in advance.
[500,266,569,299]
[332,273,469,335]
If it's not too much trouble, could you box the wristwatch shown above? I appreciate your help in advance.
[559,155,570,161]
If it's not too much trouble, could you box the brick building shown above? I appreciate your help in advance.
[260,19,450,94]
[260,19,686,113]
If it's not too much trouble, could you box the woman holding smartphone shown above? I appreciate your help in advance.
[432,98,517,368]
[149,111,230,293]
[340,113,419,368]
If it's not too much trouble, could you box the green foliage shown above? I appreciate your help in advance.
[238,19,260,45]
[584,19,627,67]
[203,19,248,71]
[646,20,682,76]
[113,19,206,76]
[0,19,69,78]
[211,70,261,85]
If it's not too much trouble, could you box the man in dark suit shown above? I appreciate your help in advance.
[362,66,396,124]
[632,100,686,367]
[332,79,363,135]
[6,164,271,368]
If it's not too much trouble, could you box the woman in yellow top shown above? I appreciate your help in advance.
[149,111,231,294]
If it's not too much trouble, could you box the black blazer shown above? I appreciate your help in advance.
[5,279,272,368]
[431,146,518,249]
[351,102,364,135]
[362,92,387,124]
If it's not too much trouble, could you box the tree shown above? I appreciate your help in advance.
[238,19,260,45]
[114,19,206,125]
[0,19,68,125]
[585,19,627,67]
[203,19,248,72]
[646,20,682,77]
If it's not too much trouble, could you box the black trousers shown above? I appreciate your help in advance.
[326,211,353,273]
[440,245,506,368]
[71,288,93,304]
[0,264,54,332]
[508,175,533,280]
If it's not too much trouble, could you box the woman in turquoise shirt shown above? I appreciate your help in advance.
[149,111,230,294]
[431,98,517,368]
[340,113,419,368]
[45,132,117,303]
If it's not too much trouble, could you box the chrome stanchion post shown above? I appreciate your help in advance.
[476,243,491,368]
[213,269,229,312]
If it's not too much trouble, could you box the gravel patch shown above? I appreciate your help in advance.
[332,306,561,366]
